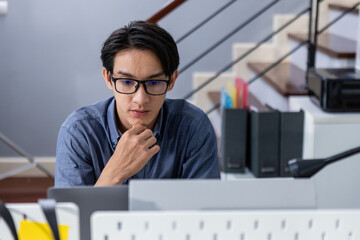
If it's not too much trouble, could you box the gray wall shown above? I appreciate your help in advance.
[0,0,307,156]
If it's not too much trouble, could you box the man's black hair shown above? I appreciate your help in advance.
[100,21,179,77]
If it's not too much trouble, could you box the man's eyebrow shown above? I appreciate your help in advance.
[147,72,166,79]
[116,71,166,79]
[116,71,135,78]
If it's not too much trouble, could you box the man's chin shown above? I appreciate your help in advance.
[130,120,149,128]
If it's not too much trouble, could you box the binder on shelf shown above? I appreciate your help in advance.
[250,109,280,178]
[221,108,248,173]
[279,110,304,177]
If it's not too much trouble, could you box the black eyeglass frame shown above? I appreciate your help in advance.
[111,77,171,96]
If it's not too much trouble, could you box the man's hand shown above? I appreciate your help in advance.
[95,125,160,186]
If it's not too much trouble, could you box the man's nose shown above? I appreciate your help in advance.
[133,83,150,104]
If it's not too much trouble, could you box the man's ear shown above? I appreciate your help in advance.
[102,68,113,90]
[168,70,178,91]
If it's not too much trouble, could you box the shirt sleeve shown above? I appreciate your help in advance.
[55,124,96,187]
[181,114,221,179]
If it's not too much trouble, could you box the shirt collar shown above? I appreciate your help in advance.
[153,105,163,138]
[107,97,121,148]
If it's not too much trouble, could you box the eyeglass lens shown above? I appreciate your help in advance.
[115,79,168,95]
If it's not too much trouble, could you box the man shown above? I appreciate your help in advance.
[55,21,220,187]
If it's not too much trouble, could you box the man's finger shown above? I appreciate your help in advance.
[144,136,157,148]
[148,145,160,155]
[138,129,153,140]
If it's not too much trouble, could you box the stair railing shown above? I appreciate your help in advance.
[176,0,237,44]
[0,132,54,180]
[206,40,308,114]
[207,0,359,114]
[148,0,310,111]
[183,5,311,100]
[178,0,281,74]
[308,0,360,71]
[147,0,187,24]
[148,0,359,114]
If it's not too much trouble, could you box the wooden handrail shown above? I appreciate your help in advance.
[147,0,187,24]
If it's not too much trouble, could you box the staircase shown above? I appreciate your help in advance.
[191,0,358,113]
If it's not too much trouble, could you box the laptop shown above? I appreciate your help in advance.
[47,186,128,240]
[129,179,317,211]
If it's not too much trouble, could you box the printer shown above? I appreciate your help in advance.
[307,68,360,112]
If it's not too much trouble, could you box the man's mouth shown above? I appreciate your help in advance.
[130,109,150,116]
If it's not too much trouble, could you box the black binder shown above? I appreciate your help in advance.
[250,110,280,177]
[279,110,304,177]
[221,108,248,173]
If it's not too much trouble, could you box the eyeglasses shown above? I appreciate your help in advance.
[111,77,170,95]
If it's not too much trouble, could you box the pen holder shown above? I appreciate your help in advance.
[220,108,249,173]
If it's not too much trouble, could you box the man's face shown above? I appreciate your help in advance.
[103,49,177,132]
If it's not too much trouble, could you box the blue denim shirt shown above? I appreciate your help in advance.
[55,97,220,187]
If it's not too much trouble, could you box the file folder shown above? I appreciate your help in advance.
[221,108,248,173]
[279,110,304,177]
[250,110,280,177]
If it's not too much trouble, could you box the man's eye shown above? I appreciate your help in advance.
[121,80,134,85]
[147,81,161,86]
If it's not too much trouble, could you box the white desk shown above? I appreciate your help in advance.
[91,210,360,240]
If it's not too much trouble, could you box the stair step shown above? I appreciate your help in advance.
[329,2,359,15]
[247,62,308,97]
[208,91,221,113]
[328,2,359,42]
[288,33,356,59]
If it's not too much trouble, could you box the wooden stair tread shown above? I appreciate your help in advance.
[0,177,54,203]
[288,33,356,58]
[247,62,308,97]
[329,2,359,15]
